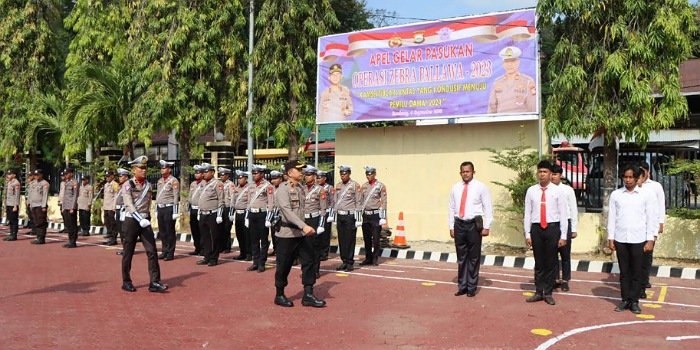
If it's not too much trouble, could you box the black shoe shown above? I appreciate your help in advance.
[257,265,266,273]
[116,250,124,255]
[158,253,167,260]
[544,295,556,305]
[103,240,118,246]
[526,294,544,303]
[454,290,467,296]
[640,289,647,299]
[466,291,476,297]
[274,295,294,307]
[234,255,247,260]
[614,301,630,312]
[63,243,77,248]
[208,260,218,267]
[345,264,354,272]
[3,236,17,241]
[302,293,326,308]
[336,264,347,271]
[359,260,373,266]
[148,282,168,293]
[30,239,45,245]
[121,282,136,292]
[164,255,174,261]
[644,283,652,289]
[245,256,253,261]
[188,251,200,256]
[196,259,209,265]
[629,302,642,314]
[561,281,570,292]
[247,264,259,271]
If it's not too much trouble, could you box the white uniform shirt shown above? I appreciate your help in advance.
[555,183,578,232]
[607,185,658,243]
[523,182,569,240]
[642,178,665,233]
[447,179,493,230]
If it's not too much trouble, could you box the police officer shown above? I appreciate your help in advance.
[196,163,224,266]
[317,170,334,261]
[113,168,130,255]
[61,168,80,248]
[218,167,234,254]
[24,172,36,233]
[120,156,167,293]
[2,169,21,241]
[156,160,180,261]
[320,64,353,122]
[188,165,204,255]
[551,165,578,292]
[359,166,387,266]
[246,164,275,272]
[77,175,93,236]
[57,170,67,233]
[333,165,362,271]
[231,170,251,260]
[100,170,120,246]
[302,166,327,278]
[487,46,536,114]
[273,160,325,308]
[28,170,50,244]
[268,170,284,256]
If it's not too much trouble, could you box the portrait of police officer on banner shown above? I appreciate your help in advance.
[320,63,353,122]
[487,46,536,114]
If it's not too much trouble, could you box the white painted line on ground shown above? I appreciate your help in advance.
[681,268,697,280]
[588,261,604,274]
[657,266,672,278]
[413,251,424,260]
[503,256,515,268]
[396,250,408,259]
[666,335,700,341]
[429,251,441,262]
[523,257,536,269]
[446,254,458,263]
[483,255,495,266]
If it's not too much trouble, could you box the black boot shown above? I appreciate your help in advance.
[301,286,326,308]
[274,287,293,307]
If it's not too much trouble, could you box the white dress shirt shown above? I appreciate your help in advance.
[523,182,568,240]
[448,179,493,230]
[607,185,658,243]
[642,179,665,234]
[555,183,578,232]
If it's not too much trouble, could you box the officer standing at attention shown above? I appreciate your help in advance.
[334,165,362,272]
[218,167,234,254]
[188,165,204,255]
[448,161,493,297]
[113,168,130,255]
[551,165,578,292]
[359,166,387,266]
[246,164,275,272]
[317,170,334,261]
[28,170,50,244]
[524,160,568,305]
[57,170,67,234]
[301,166,327,278]
[638,161,665,299]
[120,156,167,293]
[231,170,251,260]
[3,169,21,241]
[268,170,284,256]
[156,160,180,261]
[100,170,120,246]
[273,160,326,308]
[196,163,225,266]
[24,171,36,234]
[77,175,93,236]
[61,168,80,248]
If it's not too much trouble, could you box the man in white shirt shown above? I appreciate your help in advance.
[638,161,665,299]
[448,161,493,298]
[551,165,578,292]
[523,160,568,305]
[608,164,657,314]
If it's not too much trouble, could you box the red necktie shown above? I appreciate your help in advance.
[459,182,468,217]
[540,187,547,229]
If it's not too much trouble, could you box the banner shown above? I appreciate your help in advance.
[316,9,539,124]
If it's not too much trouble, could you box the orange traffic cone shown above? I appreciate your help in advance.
[391,212,410,249]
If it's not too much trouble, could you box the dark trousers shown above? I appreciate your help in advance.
[337,214,357,265]
[121,219,161,283]
[555,219,573,281]
[62,209,78,244]
[157,206,176,258]
[454,218,482,293]
[189,208,201,253]
[531,223,560,296]
[234,212,250,257]
[320,212,332,258]
[304,216,322,274]
[26,205,35,232]
[78,209,91,233]
[5,206,18,235]
[103,210,117,243]
[248,212,269,266]
[641,250,654,287]
[198,213,221,263]
[275,235,316,290]
[361,213,381,263]
[219,207,233,252]
[616,241,645,303]
[270,227,279,251]
[31,207,48,241]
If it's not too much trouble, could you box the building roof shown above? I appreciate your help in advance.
[680,59,700,95]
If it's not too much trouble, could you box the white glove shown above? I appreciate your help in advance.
[139,219,151,228]
[172,213,180,220]
[317,226,325,234]
[327,216,334,223]
[244,219,249,228]
[379,219,387,225]
[265,221,271,228]
[355,221,362,227]
[216,216,223,224]
[228,215,234,221]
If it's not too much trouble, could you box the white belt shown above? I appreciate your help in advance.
[249,208,267,213]
[199,209,217,215]
[190,205,199,210]
[115,205,123,209]
[304,211,322,219]
[125,212,150,218]
[235,209,246,214]
[157,203,174,208]
[337,210,352,215]
[364,209,381,215]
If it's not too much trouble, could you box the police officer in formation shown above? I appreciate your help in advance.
[3,169,21,241]
[359,166,388,266]
[156,160,180,261]
[120,156,167,293]
[77,175,93,236]
[333,165,362,272]
[24,171,36,234]
[317,170,334,261]
[111,168,131,254]
[231,170,251,260]
[246,164,275,272]
[218,167,234,254]
[638,161,665,299]
[551,165,578,292]
[188,165,204,256]
[268,170,284,256]
[100,170,120,246]
[61,168,80,248]
[28,170,50,244]
[301,166,327,278]
[273,160,326,308]
[196,163,225,266]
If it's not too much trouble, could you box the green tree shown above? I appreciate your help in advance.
[538,0,697,250]
[330,0,373,33]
